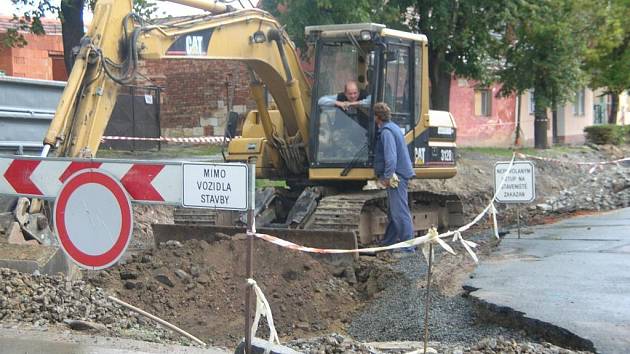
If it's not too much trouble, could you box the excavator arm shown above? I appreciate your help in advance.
[44,0,312,173]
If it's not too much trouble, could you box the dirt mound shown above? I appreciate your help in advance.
[89,237,359,346]
[130,205,174,250]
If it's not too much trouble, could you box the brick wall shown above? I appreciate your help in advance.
[0,32,65,80]
[139,59,255,137]
[449,76,517,147]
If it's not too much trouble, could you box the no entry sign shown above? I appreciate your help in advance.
[54,169,133,270]
[494,161,536,203]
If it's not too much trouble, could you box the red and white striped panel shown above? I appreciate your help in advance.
[101,136,239,144]
[0,157,182,204]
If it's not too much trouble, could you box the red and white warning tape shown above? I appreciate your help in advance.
[516,152,629,174]
[250,155,518,264]
[101,136,238,144]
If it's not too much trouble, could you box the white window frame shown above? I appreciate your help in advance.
[573,88,585,116]
[528,90,535,115]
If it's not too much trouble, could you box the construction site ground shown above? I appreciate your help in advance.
[1,144,628,353]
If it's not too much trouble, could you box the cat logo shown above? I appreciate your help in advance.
[414,147,426,165]
[185,36,204,56]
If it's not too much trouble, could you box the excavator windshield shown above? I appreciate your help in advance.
[311,41,376,166]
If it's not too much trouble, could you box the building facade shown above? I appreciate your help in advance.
[0,16,67,81]
[448,75,619,147]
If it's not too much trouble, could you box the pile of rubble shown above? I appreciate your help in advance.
[0,268,177,343]
[87,238,359,346]
[535,163,630,213]
[286,333,593,354]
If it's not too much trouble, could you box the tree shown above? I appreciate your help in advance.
[6,0,158,73]
[259,0,404,52]
[402,0,515,110]
[497,0,590,149]
[59,0,85,72]
[261,1,516,112]
[584,0,630,124]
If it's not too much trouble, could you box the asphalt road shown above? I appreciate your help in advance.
[465,208,630,354]
[0,326,230,354]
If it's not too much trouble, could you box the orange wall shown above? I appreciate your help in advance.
[449,77,517,147]
[0,32,66,80]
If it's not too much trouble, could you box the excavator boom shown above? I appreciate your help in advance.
[41,0,462,251]
[45,1,311,170]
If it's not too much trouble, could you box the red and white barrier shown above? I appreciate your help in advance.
[0,157,182,204]
[516,152,629,174]
[101,135,237,144]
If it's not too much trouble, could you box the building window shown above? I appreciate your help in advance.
[574,88,585,116]
[529,90,535,114]
[474,88,492,116]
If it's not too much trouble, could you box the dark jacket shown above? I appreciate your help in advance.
[374,121,414,180]
[336,89,369,102]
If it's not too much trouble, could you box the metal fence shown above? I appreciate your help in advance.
[0,76,64,154]
[101,86,161,151]
[0,76,161,154]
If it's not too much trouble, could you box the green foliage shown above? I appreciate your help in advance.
[583,125,625,145]
[4,0,159,49]
[133,0,160,21]
[1,11,47,48]
[584,0,630,96]
[259,0,407,53]
[498,0,590,107]
[404,0,513,84]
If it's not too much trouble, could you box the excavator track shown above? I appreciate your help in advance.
[171,188,464,246]
[307,191,386,232]
[307,189,464,245]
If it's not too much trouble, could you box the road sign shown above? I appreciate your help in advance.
[494,161,536,203]
[54,169,133,270]
[182,162,248,211]
[0,157,182,204]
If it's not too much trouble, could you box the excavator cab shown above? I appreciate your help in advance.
[305,24,447,182]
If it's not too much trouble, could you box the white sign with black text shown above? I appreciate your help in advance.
[182,162,248,210]
[494,161,536,203]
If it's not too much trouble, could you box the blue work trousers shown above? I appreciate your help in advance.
[381,177,414,246]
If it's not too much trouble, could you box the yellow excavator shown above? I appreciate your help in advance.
[43,0,463,247]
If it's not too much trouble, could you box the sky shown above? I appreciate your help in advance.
[0,0,252,22]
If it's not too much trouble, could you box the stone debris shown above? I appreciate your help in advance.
[0,267,184,344]
[534,164,629,213]
[287,334,593,354]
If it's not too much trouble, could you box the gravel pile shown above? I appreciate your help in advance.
[348,254,531,346]
[287,333,592,353]
[534,163,629,213]
[0,268,178,343]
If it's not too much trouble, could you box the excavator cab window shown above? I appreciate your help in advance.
[383,45,412,133]
[312,41,374,166]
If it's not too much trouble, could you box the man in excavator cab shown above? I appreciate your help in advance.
[317,80,371,111]
[317,80,371,160]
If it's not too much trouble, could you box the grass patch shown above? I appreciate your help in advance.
[96,144,224,159]
[256,179,287,188]
[460,145,590,158]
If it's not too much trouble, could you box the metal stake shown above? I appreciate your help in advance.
[423,243,433,354]
[244,157,257,354]
[517,205,521,239]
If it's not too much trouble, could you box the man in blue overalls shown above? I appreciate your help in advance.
[373,102,416,251]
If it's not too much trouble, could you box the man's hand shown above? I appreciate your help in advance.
[379,178,390,188]
[335,101,345,110]
[335,101,354,111]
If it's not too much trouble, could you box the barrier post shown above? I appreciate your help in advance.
[423,243,433,354]
[517,206,521,239]
[244,157,257,354]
